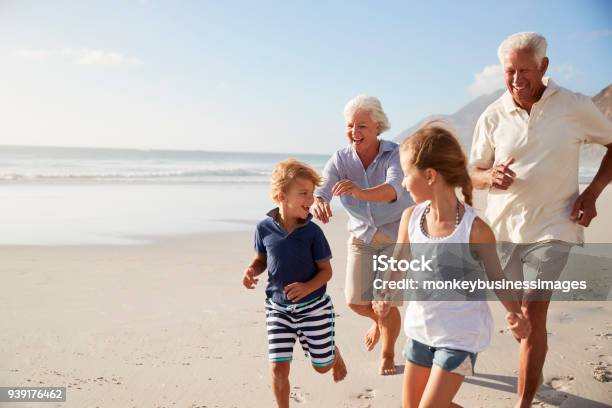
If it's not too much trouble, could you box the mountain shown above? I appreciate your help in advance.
[394,89,504,150]
[394,84,612,174]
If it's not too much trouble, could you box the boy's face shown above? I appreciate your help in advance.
[279,177,316,219]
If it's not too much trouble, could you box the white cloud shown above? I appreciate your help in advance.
[551,63,574,81]
[16,48,142,67]
[468,64,504,97]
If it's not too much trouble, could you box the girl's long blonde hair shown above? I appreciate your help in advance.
[400,123,473,206]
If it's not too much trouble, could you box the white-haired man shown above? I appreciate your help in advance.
[470,32,612,407]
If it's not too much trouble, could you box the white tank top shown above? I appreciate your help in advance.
[404,201,493,353]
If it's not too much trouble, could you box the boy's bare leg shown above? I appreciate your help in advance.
[312,346,347,382]
[332,346,347,382]
[348,303,400,375]
[270,361,291,408]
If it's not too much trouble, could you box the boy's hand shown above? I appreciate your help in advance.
[242,266,259,289]
[506,312,531,339]
[284,282,313,303]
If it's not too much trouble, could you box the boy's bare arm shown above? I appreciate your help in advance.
[284,259,332,302]
[249,253,267,275]
[243,253,267,289]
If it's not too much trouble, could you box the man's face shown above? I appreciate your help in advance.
[502,48,548,109]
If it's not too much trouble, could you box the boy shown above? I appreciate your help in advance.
[242,159,347,408]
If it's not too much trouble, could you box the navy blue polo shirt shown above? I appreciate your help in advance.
[255,208,332,304]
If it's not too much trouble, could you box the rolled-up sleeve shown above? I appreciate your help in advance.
[315,153,340,202]
[385,148,404,202]
[470,113,495,168]
[577,96,612,145]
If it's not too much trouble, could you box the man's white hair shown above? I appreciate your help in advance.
[497,32,548,67]
[343,95,390,134]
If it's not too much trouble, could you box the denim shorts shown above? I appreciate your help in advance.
[404,338,477,376]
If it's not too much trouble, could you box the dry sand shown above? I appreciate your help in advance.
[1,188,611,407]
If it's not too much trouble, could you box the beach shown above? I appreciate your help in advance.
[1,186,611,408]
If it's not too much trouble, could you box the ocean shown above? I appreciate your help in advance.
[0,145,329,245]
[0,145,598,245]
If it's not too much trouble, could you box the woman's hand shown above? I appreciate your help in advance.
[312,196,333,223]
[332,179,363,200]
[506,311,531,339]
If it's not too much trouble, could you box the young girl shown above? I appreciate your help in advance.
[389,125,531,408]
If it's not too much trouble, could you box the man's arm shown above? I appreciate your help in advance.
[571,143,612,226]
[471,157,516,190]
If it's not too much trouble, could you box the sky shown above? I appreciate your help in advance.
[0,0,610,155]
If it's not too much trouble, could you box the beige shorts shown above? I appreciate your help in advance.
[345,231,402,306]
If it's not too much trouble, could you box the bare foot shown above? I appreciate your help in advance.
[364,323,380,351]
[332,347,347,382]
[379,355,396,375]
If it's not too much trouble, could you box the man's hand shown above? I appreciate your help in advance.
[332,179,363,200]
[489,157,516,190]
[242,266,259,289]
[570,190,598,227]
[312,196,333,224]
[506,311,531,339]
[284,282,313,303]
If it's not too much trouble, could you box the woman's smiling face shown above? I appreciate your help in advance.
[345,109,380,152]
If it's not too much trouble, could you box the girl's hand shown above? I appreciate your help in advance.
[372,300,391,318]
[332,179,363,200]
[506,312,531,339]
[242,266,259,289]
[284,282,313,303]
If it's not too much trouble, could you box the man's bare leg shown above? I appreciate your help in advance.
[515,300,550,408]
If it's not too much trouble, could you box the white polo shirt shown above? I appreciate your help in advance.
[470,78,612,244]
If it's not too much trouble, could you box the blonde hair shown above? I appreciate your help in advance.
[270,159,322,203]
[399,123,473,206]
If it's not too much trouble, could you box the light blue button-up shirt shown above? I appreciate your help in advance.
[315,139,414,244]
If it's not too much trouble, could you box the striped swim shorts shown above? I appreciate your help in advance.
[265,294,336,367]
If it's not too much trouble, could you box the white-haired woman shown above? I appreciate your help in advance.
[312,95,414,375]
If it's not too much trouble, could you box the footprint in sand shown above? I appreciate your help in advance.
[356,388,376,400]
[547,375,574,392]
[290,390,306,403]
[584,344,602,351]
[598,354,612,364]
[593,363,612,383]
[535,375,574,406]
[559,313,575,323]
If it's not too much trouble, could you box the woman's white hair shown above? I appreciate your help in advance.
[343,94,390,135]
[497,32,548,67]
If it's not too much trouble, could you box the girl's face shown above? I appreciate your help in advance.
[400,156,432,204]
